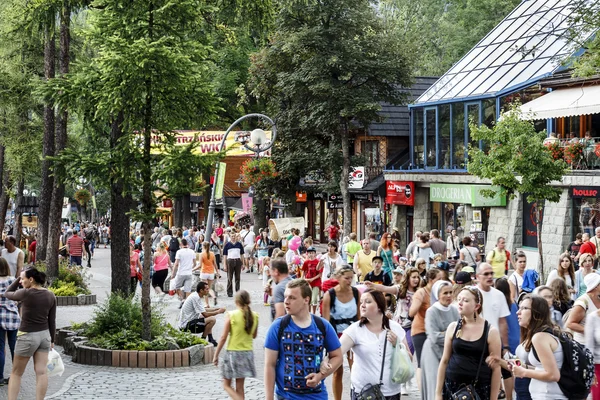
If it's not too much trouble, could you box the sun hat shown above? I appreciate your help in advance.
[584,273,600,293]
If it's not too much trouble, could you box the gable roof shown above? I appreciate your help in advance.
[416,0,597,106]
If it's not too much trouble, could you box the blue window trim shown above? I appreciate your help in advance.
[449,105,454,169]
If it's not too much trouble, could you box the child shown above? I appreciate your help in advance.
[213,290,258,400]
[261,256,272,305]
[301,247,322,314]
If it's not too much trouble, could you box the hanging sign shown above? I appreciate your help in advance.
[385,181,415,206]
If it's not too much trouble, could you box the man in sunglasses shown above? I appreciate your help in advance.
[477,263,512,399]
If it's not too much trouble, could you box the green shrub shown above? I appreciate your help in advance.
[36,260,91,295]
[49,282,80,296]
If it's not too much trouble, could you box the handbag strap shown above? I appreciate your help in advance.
[378,330,388,384]
[473,321,489,386]
[466,248,477,265]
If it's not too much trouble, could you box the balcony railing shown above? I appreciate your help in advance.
[365,166,383,183]
[545,138,600,170]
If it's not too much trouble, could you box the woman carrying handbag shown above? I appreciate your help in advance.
[436,286,502,400]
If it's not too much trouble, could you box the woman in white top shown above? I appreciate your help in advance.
[318,241,344,281]
[546,254,575,298]
[566,273,600,345]
[459,236,479,267]
[509,251,527,303]
[584,309,600,400]
[329,289,409,399]
[574,253,596,298]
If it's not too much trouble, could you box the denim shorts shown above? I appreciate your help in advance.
[15,330,51,357]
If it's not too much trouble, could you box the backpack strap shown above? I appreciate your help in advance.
[277,314,327,343]
[328,288,337,314]
[277,314,292,340]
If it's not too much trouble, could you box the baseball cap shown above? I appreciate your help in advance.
[307,246,316,252]
[454,271,472,285]
[372,256,383,263]
[462,266,475,274]
[392,267,404,275]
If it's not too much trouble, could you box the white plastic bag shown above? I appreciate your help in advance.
[169,277,177,295]
[390,343,414,384]
[47,348,65,377]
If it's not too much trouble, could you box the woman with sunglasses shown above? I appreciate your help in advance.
[436,286,501,400]
[377,233,396,279]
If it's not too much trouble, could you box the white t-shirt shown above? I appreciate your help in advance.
[461,247,480,265]
[508,271,524,302]
[344,320,405,396]
[243,231,255,247]
[175,248,196,276]
[1,248,23,277]
[320,254,343,279]
[546,270,573,289]
[479,286,510,330]
[178,292,205,329]
[573,294,598,344]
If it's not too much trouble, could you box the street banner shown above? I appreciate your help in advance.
[241,193,253,212]
[385,181,415,206]
[151,131,271,156]
[214,162,227,199]
[268,217,305,241]
[92,195,97,209]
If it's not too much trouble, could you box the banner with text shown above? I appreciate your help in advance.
[214,162,227,200]
[429,184,506,207]
[151,131,271,156]
[386,181,415,206]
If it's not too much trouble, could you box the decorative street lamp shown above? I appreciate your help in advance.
[204,113,277,241]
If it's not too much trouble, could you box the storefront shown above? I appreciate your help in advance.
[386,181,415,250]
[571,186,600,239]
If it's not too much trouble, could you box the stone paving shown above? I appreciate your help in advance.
[1,246,421,399]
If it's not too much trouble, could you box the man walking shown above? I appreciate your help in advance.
[1,236,24,277]
[269,259,292,320]
[178,282,225,346]
[223,233,244,297]
[429,229,447,260]
[486,237,512,279]
[264,279,342,400]
[353,239,375,282]
[171,238,196,308]
[66,230,84,266]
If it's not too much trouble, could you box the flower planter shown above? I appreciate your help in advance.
[55,294,97,306]
[55,327,212,368]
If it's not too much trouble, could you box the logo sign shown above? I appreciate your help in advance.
[328,202,343,209]
[429,183,506,206]
[385,181,415,206]
[349,166,365,189]
[328,194,343,203]
[571,187,600,198]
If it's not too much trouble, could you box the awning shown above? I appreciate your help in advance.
[520,85,600,120]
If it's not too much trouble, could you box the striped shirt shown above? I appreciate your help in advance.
[67,235,84,256]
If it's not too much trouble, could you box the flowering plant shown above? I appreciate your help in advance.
[594,143,600,158]
[544,141,563,161]
[240,157,278,187]
[564,142,584,165]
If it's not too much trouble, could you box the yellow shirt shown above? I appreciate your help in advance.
[486,248,508,279]
[227,309,258,351]
[355,250,375,282]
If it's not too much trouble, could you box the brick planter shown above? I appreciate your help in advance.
[55,328,211,368]
[56,294,97,306]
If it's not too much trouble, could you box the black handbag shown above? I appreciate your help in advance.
[449,320,489,400]
[355,330,388,400]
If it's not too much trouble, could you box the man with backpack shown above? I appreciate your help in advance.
[264,278,343,400]
[169,230,181,263]
[486,237,512,279]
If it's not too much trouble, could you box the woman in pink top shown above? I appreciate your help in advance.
[129,243,141,295]
[193,242,218,307]
[152,242,172,296]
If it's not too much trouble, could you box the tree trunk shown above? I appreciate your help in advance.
[173,196,182,228]
[339,123,352,238]
[110,113,132,295]
[14,179,24,247]
[254,197,267,236]
[182,193,191,228]
[537,205,545,284]
[47,1,71,281]
[37,25,56,262]
[0,170,11,234]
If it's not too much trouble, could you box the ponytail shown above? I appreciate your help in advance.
[234,289,254,335]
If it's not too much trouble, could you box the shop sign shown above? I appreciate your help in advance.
[328,202,343,209]
[328,194,343,203]
[385,181,414,206]
[296,191,307,203]
[241,193,253,212]
[351,193,370,201]
[571,186,600,198]
[429,184,506,207]
[162,199,173,208]
[349,167,365,189]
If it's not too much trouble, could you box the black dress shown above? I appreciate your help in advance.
[444,320,492,400]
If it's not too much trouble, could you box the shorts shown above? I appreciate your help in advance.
[174,274,193,292]
[220,350,256,379]
[200,272,215,281]
[501,366,512,379]
[15,330,51,357]
[310,286,320,306]
[70,256,82,266]
[182,318,205,334]
[244,245,254,257]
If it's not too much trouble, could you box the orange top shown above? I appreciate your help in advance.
[411,287,430,336]
[200,251,216,274]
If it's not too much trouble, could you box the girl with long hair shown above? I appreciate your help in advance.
[436,287,501,400]
[193,242,218,307]
[213,289,258,400]
[377,232,396,279]
[575,253,596,297]
[256,230,272,273]
[549,278,573,317]
[546,254,575,297]
[152,242,172,296]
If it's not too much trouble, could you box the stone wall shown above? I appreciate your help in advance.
[412,187,431,233]
[539,188,572,274]
[486,193,523,256]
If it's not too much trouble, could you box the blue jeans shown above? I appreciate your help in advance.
[0,328,17,380]
[514,377,532,400]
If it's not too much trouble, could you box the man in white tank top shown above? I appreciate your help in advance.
[2,235,24,277]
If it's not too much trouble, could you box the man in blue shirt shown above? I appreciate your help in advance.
[264,279,343,400]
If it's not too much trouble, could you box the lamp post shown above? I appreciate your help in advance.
[205,113,277,241]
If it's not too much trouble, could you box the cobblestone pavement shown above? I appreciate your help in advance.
[1,246,421,399]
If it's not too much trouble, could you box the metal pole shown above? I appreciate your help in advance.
[204,113,277,241]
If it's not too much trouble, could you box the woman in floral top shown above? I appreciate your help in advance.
[0,257,20,385]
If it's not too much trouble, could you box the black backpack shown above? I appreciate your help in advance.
[85,229,95,241]
[327,287,359,332]
[532,329,594,400]
[169,237,180,253]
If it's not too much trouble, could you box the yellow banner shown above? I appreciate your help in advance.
[151,131,271,156]
[214,162,227,199]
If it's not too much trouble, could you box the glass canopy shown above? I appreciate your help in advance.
[416,0,596,105]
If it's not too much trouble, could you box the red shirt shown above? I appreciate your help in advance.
[580,241,596,256]
[302,259,321,288]
[28,240,37,263]
[67,235,84,256]
[326,225,338,240]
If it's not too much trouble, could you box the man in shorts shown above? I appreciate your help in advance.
[171,238,196,308]
[178,282,225,346]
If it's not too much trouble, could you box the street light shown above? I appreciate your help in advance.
[204,114,277,241]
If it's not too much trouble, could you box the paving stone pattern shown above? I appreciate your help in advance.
[0,246,421,399]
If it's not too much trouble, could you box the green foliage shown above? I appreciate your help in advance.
[36,260,91,295]
[74,188,91,206]
[49,281,90,296]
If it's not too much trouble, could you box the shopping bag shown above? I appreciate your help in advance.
[47,348,65,377]
[169,277,177,296]
[390,343,414,384]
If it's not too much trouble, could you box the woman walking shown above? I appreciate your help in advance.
[4,267,57,400]
[194,242,218,307]
[129,243,142,295]
[152,242,172,296]
[585,308,600,400]
[546,254,575,297]
[213,289,258,400]
[322,265,360,400]
[0,258,19,386]
[420,280,458,399]
[377,232,396,279]
[436,286,502,400]
[318,241,343,282]
[566,273,600,345]
[575,253,596,297]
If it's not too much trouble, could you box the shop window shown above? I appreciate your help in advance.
[482,98,496,153]
[523,196,542,248]
[467,103,480,151]
[363,140,379,167]
[439,105,451,169]
[573,197,600,238]
[425,108,437,169]
[413,108,424,168]
[452,103,465,169]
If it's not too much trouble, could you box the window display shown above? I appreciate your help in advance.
[571,187,600,239]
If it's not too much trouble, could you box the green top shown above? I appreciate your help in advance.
[346,241,362,263]
[227,309,259,351]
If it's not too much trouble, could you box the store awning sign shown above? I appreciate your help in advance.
[385,181,415,206]
[430,184,506,206]
[571,186,600,198]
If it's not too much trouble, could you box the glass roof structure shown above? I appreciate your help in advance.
[416,0,597,105]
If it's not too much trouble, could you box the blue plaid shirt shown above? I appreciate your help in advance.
[0,278,20,331]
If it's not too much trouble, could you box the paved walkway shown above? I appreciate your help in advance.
[1,246,421,399]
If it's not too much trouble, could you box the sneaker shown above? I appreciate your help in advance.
[208,338,218,347]
[264,303,270,306]
[258,275,262,280]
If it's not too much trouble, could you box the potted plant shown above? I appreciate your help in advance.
[544,141,564,161]
[564,142,584,165]
[240,157,278,187]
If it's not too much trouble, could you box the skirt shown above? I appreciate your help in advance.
[220,350,256,380]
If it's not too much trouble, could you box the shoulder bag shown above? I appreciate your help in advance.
[355,330,388,400]
[449,320,489,400]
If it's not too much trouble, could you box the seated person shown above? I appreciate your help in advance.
[178,281,226,346]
